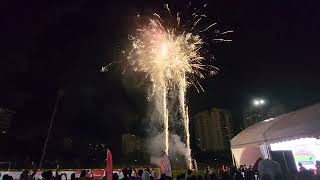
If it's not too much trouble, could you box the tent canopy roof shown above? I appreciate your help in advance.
[231,103,320,149]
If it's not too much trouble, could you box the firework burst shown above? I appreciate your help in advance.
[122,3,232,169]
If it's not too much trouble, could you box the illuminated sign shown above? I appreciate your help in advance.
[270,138,320,171]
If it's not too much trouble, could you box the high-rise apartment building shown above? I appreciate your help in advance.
[0,108,15,133]
[194,108,234,151]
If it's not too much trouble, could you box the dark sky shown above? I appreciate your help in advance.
[1,0,320,160]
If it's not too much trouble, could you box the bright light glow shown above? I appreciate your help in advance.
[253,100,260,106]
[270,138,320,171]
[253,98,266,106]
[160,43,168,57]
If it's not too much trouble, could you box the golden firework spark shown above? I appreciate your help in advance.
[128,18,210,88]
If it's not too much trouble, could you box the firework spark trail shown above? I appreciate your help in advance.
[162,83,169,155]
[127,18,209,168]
[128,18,201,166]
[125,3,231,168]
[185,107,191,168]
[200,23,217,32]
[178,73,192,169]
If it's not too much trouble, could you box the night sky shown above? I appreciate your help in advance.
[1,0,320,162]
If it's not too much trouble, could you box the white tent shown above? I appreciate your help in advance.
[230,103,320,167]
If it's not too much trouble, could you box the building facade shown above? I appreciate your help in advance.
[122,134,144,154]
[0,108,15,133]
[121,133,148,164]
[194,108,234,151]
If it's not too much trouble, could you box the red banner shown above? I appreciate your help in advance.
[160,154,172,177]
[106,149,113,180]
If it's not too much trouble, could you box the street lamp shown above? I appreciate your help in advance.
[252,98,266,106]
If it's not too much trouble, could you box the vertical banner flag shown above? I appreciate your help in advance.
[105,149,113,180]
[160,154,172,177]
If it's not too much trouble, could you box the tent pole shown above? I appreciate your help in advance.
[267,143,272,159]
[231,148,236,167]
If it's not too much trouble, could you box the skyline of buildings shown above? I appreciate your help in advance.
[0,108,15,134]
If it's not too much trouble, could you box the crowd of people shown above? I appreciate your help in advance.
[0,169,93,180]
[1,160,320,180]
